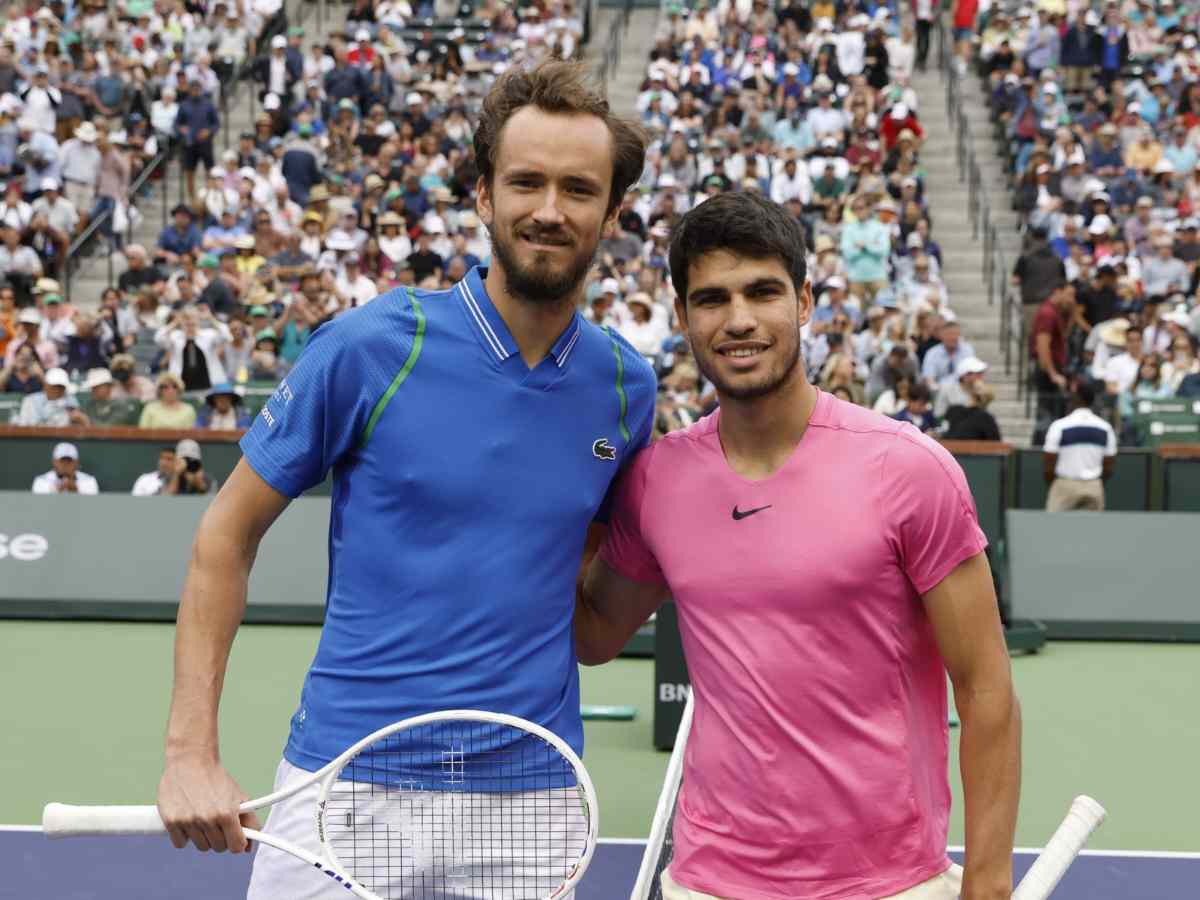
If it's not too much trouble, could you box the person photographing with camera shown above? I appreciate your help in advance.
[165,439,217,495]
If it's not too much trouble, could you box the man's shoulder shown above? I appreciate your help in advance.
[575,317,657,398]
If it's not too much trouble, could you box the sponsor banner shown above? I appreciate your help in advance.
[0,493,330,621]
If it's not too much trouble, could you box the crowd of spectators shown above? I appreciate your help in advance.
[604,0,1001,440]
[2,0,1020,499]
[975,0,1200,443]
[0,0,299,297]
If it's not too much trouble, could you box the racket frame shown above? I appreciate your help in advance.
[44,709,599,900]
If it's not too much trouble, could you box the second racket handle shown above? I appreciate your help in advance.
[43,803,166,837]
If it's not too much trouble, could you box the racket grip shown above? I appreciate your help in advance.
[1012,795,1107,900]
[43,803,167,837]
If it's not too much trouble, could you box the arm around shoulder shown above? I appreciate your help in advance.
[577,555,668,666]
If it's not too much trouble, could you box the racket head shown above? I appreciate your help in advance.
[314,710,598,900]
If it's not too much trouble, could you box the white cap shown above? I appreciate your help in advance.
[601,277,621,295]
[1089,214,1113,234]
[84,368,113,390]
[890,103,908,120]
[956,356,989,378]
[175,438,202,461]
[263,93,281,110]
[41,176,59,191]
[355,28,371,42]
[825,275,846,289]
[52,441,79,460]
[271,34,287,49]
[44,367,70,387]
[406,92,423,105]
[18,308,42,324]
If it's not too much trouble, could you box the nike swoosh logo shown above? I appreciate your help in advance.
[731,504,772,520]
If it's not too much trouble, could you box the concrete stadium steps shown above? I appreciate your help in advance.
[68,0,347,312]
[911,63,1032,447]
[589,8,660,115]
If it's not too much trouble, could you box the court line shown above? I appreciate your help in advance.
[2,827,1196,859]
[593,838,1200,860]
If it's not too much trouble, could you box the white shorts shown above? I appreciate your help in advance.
[247,758,585,899]
[661,863,964,900]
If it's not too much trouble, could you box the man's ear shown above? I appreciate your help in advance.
[797,278,814,329]
[475,175,493,227]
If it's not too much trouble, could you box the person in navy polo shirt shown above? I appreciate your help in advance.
[156,60,654,897]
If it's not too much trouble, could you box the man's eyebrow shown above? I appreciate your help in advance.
[687,286,728,304]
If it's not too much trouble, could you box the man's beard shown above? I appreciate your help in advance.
[488,222,598,307]
[692,330,804,402]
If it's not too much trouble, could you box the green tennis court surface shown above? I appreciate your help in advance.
[3,621,1198,851]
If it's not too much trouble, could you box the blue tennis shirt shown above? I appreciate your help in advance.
[240,267,656,776]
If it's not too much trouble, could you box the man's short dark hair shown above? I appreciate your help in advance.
[668,192,808,302]
[474,59,647,217]
[1075,381,1096,408]
[909,383,931,403]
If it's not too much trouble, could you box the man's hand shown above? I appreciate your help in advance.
[60,475,78,493]
[157,753,261,853]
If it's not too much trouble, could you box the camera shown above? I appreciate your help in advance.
[186,458,202,473]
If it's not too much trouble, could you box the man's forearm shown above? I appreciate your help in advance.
[164,526,255,761]
[958,684,1022,899]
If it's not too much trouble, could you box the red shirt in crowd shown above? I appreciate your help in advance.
[1029,299,1068,371]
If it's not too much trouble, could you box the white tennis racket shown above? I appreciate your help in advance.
[1012,795,1106,899]
[43,709,599,900]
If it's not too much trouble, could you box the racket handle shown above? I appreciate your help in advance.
[1012,795,1107,900]
[43,803,166,837]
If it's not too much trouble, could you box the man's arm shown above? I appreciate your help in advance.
[1034,332,1066,388]
[925,552,1021,900]
[156,459,291,854]
[1042,452,1057,484]
[576,551,669,667]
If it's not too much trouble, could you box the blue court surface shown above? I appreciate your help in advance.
[1,829,1197,899]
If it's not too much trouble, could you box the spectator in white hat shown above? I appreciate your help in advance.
[32,442,100,495]
[78,366,141,426]
[32,178,78,236]
[935,355,988,419]
[14,366,87,426]
[165,438,218,495]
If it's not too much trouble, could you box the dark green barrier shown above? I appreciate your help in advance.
[1162,448,1200,512]
[1015,448,1153,511]
[946,441,1011,549]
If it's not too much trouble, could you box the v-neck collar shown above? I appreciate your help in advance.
[455,267,584,384]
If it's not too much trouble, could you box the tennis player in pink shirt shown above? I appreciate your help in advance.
[577,193,1021,900]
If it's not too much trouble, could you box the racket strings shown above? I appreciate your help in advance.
[321,720,590,899]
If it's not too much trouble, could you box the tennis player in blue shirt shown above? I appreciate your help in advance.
[156,60,654,897]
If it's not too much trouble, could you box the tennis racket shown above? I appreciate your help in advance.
[1012,795,1106,899]
[43,709,599,900]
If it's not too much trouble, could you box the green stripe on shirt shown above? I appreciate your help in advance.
[360,287,425,448]
[602,326,631,443]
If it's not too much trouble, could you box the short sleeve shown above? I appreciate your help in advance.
[598,445,666,586]
[1105,425,1118,456]
[879,428,989,596]
[238,319,373,498]
[1042,420,1062,453]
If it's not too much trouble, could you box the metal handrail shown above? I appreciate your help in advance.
[62,145,172,305]
[596,0,634,94]
[940,19,1028,402]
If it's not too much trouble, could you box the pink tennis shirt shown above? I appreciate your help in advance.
[600,391,988,900]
